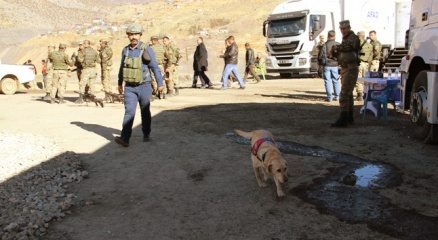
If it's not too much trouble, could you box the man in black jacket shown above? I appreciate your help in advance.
[243,42,260,83]
[319,30,340,102]
[192,37,212,88]
[220,35,245,90]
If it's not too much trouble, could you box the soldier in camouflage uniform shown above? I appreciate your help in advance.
[331,20,360,127]
[71,41,87,93]
[42,45,55,100]
[369,30,382,72]
[76,40,100,103]
[48,43,73,104]
[355,31,373,101]
[99,39,113,100]
[150,36,167,98]
[163,36,182,96]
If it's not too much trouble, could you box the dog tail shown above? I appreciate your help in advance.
[234,129,253,139]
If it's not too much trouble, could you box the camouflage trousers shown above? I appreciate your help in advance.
[165,64,179,93]
[50,70,68,98]
[101,65,112,93]
[151,64,165,94]
[340,64,359,112]
[355,61,369,95]
[369,60,380,72]
[80,67,97,94]
[44,69,53,94]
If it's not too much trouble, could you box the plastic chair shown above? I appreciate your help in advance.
[362,83,398,124]
[254,58,266,81]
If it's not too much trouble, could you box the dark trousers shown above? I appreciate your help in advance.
[244,64,260,82]
[193,70,211,86]
[120,83,152,143]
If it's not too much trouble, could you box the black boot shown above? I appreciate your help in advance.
[347,111,354,125]
[331,112,349,128]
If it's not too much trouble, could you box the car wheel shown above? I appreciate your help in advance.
[0,78,18,95]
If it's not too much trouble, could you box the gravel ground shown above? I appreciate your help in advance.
[0,131,60,183]
[0,132,87,240]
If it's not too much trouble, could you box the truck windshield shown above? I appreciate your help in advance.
[268,17,306,37]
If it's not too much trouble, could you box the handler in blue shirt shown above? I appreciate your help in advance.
[114,23,164,147]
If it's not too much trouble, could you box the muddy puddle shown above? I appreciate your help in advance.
[226,132,438,240]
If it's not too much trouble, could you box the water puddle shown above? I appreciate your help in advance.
[354,164,382,187]
[226,132,438,240]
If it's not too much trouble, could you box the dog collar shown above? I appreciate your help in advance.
[251,137,276,161]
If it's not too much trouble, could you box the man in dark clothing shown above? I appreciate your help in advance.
[319,30,340,102]
[114,23,164,147]
[192,37,212,88]
[331,20,360,127]
[243,42,260,83]
[221,35,245,90]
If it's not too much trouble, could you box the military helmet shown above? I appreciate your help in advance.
[59,43,67,49]
[150,35,159,41]
[126,24,143,34]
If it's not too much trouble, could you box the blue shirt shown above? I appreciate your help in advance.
[118,41,164,87]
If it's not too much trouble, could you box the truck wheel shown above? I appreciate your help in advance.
[0,78,18,95]
[410,70,438,144]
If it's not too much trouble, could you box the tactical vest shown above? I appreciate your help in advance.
[151,44,165,65]
[51,51,68,70]
[122,43,151,84]
[83,47,98,68]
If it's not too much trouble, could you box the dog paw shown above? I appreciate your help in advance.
[277,191,286,198]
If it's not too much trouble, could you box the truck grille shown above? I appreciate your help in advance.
[269,41,299,53]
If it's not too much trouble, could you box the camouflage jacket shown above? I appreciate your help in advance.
[151,44,166,65]
[370,39,382,61]
[359,40,373,63]
[100,46,113,66]
[164,43,182,65]
[337,31,360,66]
[78,46,100,68]
[49,51,72,70]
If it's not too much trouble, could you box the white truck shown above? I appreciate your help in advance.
[263,0,411,77]
[399,0,438,144]
[0,64,36,95]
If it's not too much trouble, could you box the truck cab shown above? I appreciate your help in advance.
[400,0,438,143]
[263,1,337,77]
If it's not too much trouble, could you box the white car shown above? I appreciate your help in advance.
[0,64,36,95]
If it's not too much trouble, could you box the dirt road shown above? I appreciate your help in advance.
[1,78,437,240]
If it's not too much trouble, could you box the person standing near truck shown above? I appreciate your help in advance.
[355,31,373,101]
[331,20,360,127]
[369,30,382,72]
[243,42,261,83]
[319,30,340,102]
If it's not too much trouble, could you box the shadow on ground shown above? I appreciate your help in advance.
[2,102,438,240]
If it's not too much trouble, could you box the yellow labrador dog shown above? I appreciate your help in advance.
[234,129,288,198]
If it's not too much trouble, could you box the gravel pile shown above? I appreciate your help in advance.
[0,138,87,239]
[0,131,60,182]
